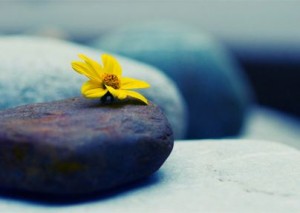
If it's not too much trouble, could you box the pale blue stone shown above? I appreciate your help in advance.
[0,35,187,139]
[91,22,254,139]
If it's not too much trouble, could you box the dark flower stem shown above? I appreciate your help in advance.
[101,92,114,104]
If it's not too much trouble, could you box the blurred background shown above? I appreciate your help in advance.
[0,0,299,146]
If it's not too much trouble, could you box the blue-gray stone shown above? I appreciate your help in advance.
[91,22,254,139]
[0,35,187,139]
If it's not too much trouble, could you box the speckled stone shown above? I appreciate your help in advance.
[0,97,174,195]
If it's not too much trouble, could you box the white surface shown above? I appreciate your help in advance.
[242,106,300,150]
[0,140,299,213]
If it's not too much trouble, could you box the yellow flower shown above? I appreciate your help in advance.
[71,54,150,104]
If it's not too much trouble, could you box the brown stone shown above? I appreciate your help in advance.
[0,97,173,195]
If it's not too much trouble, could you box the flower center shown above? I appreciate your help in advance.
[103,74,120,89]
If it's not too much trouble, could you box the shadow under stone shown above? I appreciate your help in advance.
[0,171,164,206]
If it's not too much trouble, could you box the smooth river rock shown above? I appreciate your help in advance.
[0,97,174,195]
[0,35,187,139]
[91,22,254,139]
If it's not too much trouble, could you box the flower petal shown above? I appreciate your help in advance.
[124,90,149,104]
[81,80,103,93]
[72,61,100,82]
[101,54,122,76]
[78,54,103,79]
[81,80,107,99]
[121,77,151,90]
[71,61,92,76]
[106,86,127,100]
[82,88,108,99]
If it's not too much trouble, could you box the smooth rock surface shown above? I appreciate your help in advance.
[0,97,174,195]
[241,106,300,150]
[0,140,299,213]
[0,35,187,139]
[91,22,253,139]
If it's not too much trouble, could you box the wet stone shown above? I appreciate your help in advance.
[0,97,174,195]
